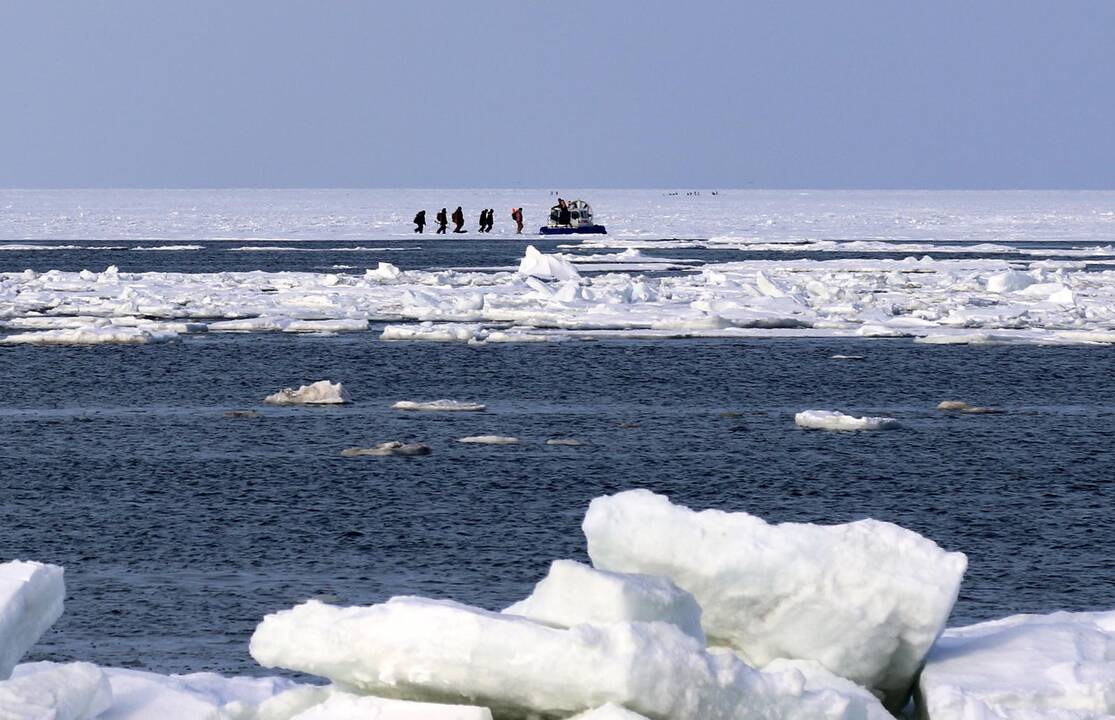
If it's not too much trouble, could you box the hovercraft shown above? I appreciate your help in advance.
[539,199,606,235]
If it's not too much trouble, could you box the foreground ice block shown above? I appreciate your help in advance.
[917,609,1115,720]
[583,490,967,709]
[503,559,705,643]
[1,662,111,720]
[250,596,883,720]
[0,560,65,680]
[518,245,582,282]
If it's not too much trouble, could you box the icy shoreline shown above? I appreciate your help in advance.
[4,491,1114,719]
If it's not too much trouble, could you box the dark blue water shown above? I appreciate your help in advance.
[2,332,1114,675]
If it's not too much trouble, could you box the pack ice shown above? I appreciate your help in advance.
[250,596,887,720]
[582,490,967,709]
[918,609,1115,720]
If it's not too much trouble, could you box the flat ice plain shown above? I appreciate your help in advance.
[3,190,1115,719]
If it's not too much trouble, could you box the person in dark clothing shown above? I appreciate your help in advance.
[435,208,448,234]
[452,206,466,233]
[413,210,426,233]
[558,204,571,227]
[511,207,524,234]
[484,208,495,232]
[478,208,489,233]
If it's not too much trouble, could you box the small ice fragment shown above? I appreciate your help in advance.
[341,442,431,457]
[794,410,899,431]
[457,435,520,445]
[265,380,351,405]
[936,401,1002,414]
[392,400,486,412]
[546,438,583,446]
[830,354,865,360]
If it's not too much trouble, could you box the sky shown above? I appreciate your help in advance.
[1,1,1112,189]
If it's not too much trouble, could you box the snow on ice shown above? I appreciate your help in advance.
[918,609,1115,720]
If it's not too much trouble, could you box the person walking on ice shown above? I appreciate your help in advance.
[452,206,466,233]
[413,209,426,233]
[510,207,524,234]
[435,208,448,234]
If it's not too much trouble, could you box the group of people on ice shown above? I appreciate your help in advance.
[413,207,525,235]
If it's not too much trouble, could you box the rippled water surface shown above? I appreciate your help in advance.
[3,332,1114,675]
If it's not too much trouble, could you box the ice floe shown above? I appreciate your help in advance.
[503,559,706,643]
[264,380,351,405]
[518,245,582,281]
[392,400,486,412]
[341,442,431,457]
[457,435,520,445]
[918,609,1115,720]
[582,489,967,709]
[0,561,65,680]
[0,326,179,345]
[794,410,901,431]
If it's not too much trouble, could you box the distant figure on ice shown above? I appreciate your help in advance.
[478,208,490,233]
[511,207,524,234]
[413,210,426,233]
[435,208,448,234]
[452,206,466,233]
[483,208,495,232]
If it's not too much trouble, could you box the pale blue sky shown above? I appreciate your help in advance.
[1,1,1112,188]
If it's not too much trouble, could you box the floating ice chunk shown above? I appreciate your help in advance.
[250,596,881,720]
[1,662,111,720]
[289,691,494,720]
[264,380,351,405]
[915,332,1022,345]
[503,560,705,643]
[518,245,582,282]
[365,262,403,282]
[918,609,1115,720]
[794,410,900,431]
[392,400,486,412]
[936,401,1001,414]
[341,442,431,457]
[583,489,968,710]
[986,270,1037,293]
[567,703,651,720]
[829,354,865,360]
[457,435,520,445]
[546,438,583,446]
[282,319,368,333]
[381,322,486,342]
[0,561,65,680]
[0,326,177,345]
